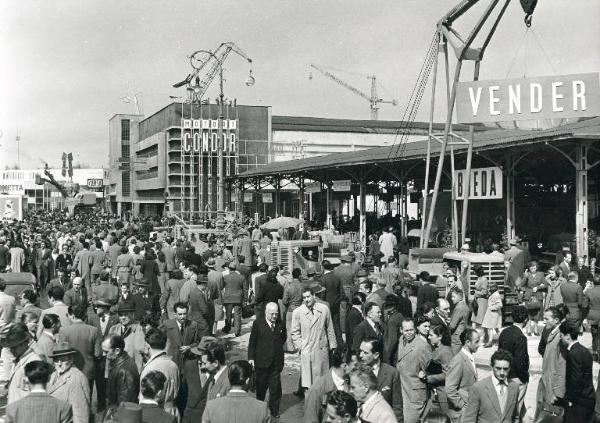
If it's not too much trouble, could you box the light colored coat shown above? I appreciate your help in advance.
[535,327,566,407]
[37,302,71,339]
[108,323,146,371]
[48,366,90,423]
[291,302,337,388]
[462,377,518,423]
[396,335,431,423]
[7,346,43,404]
[360,391,397,423]
[140,351,180,420]
[448,301,470,353]
[201,391,270,423]
[0,291,16,328]
[72,248,91,280]
[445,349,478,421]
[481,290,502,330]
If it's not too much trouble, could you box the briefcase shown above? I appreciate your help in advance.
[536,401,564,423]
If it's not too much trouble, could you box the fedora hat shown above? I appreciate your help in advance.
[206,258,216,268]
[48,341,77,358]
[309,282,326,294]
[190,336,219,356]
[133,279,149,286]
[228,261,237,270]
[116,303,136,314]
[93,299,112,308]
[0,323,31,348]
[117,402,143,423]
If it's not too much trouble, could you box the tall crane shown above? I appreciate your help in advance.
[173,42,254,102]
[309,64,397,120]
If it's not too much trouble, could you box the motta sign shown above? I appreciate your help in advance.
[456,73,600,124]
[332,180,351,192]
[243,192,253,203]
[454,166,502,200]
[181,119,238,154]
[304,183,321,194]
[262,193,273,203]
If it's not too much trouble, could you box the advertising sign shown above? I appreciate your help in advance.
[243,192,254,203]
[87,178,103,189]
[332,180,352,192]
[181,119,238,154]
[262,193,273,203]
[454,167,503,200]
[456,73,600,124]
[0,194,24,221]
[305,182,321,194]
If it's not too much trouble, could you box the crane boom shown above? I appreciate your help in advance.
[310,64,396,120]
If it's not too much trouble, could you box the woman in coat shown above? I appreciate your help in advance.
[482,282,502,347]
[141,249,160,295]
[542,265,565,311]
[426,325,454,416]
[523,260,545,336]
[472,265,489,329]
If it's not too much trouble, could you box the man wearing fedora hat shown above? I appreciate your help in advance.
[132,278,160,322]
[5,360,73,423]
[188,272,213,336]
[2,323,44,403]
[505,237,528,290]
[47,341,91,423]
[108,303,146,372]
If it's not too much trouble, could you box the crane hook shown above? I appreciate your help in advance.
[524,13,533,28]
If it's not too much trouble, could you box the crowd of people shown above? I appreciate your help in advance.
[0,210,600,422]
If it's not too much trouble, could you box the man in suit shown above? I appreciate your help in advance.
[323,391,361,423]
[350,302,383,355]
[160,302,203,415]
[366,277,390,309]
[320,260,344,347]
[88,299,119,412]
[236,254,252,286]
[162,238,177,273]
[206,259,224,334]
[46,342,91,423]
[89,240,107,284]
[201,360,270,423]
[430,298,451,331]
[560,319,596,422]
[132,279,160,321]
[102,334,140,419]
[349,364,397,423]
[446,328,480,423]
[248,302,286,418]
[140,329,180,420]
[345,292,364,350]
[497,305,529,422]
[304,348,351,423]
[255,269,284,316]
[5,360,72,423]
[108,303,146,371]
[462,349,519,423]
[139,371,177,423]
[200,342,231,401]
[35,314,61,362]
[72,241,91,286]
[291,286,338,391]
[222,262,247,336]
[383,294,404,366]
[562,271,587,327]
[188,273,214,335]
[416,271,439,316]
[253,264,269,318]
[534,306,566,420]
[396,317,432,423]
[91,270,119,306]
[358,338,402,421]
[586,277,600,360]
[559,251,573,281]
[448,288,471,354]
[38,286,71,339]
[63,277,89,311]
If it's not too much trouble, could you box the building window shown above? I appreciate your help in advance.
[122,172,131,197]
[121,144,130,159]
[121,119,130,142]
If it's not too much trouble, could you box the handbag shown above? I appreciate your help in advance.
[242,303,255,319]
[536,401,564,423]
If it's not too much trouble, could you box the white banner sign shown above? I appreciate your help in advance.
[305,183,321,194]
[332,180,351,192]
[262,193,273,203]
[456,73,600,124]
[243,192,253,203]
[454,167,502,200]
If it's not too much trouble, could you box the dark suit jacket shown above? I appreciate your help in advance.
[187,287,212,330]
[497,324,529,384]
[377,362,403,422]
[161,318,204,370]
[254,273,268,301]
[416,283,439,315]
[256,281,284,308]
[321,271,343,312]
[88,313,119,338]
[462,377,519,423]
[383,311,404,366]
[60,321,102,380]
[202,391,270,423]
[565,342,595,405]
[351,319,383,353]
[248,318,286,370]
[345,307,364,346]
[107,352,140,408]
[64,287,89,311]
[5,392,73,423]
[131,292,160,321]
[140,403,177,423]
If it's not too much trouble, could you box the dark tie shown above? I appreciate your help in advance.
[180,323,185,339]
[101,315,106,323]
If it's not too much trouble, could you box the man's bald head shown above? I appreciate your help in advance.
[265,302,279,323]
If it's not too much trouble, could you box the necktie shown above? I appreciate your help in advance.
[180,323,185,339]
[499,382,507,413]
[101,315,106,323]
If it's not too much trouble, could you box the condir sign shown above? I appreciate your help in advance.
[456,73,600,124]
[454,166,502,200]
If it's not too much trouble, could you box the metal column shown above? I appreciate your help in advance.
[326,185,332,229]
[359,182,367,250]
[298,177,305,219]
[506,155,516,242]
[576,144,589,257]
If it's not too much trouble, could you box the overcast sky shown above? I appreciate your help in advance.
[0,0,598,169]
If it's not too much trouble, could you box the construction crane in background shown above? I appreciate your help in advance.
[309,64,397,120]
[173,42,254,103]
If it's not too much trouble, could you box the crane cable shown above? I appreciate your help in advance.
[387,32,439,160]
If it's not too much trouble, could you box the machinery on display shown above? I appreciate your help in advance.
[269,240,323,275]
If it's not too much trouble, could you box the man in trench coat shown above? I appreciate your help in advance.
[291,285,337,389]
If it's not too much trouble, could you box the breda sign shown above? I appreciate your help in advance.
[454,167,502,200]
[456,73,600,124]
